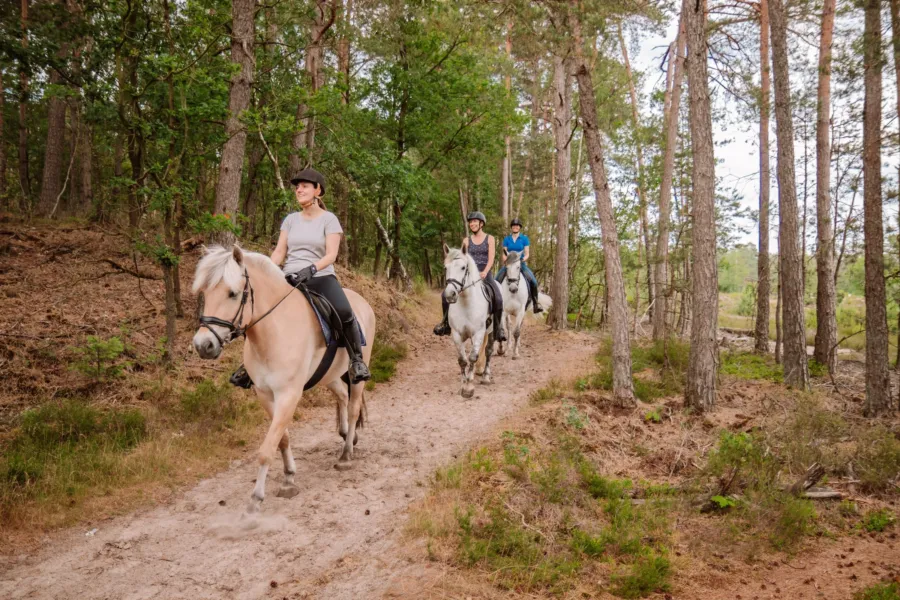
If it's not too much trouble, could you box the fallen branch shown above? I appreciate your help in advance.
[99,259,161,280]
[788,462,825,496]
[803,489,843,500]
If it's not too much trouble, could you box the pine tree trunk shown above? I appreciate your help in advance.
[813,0,837,373]
[212,0,255,246]
[863,0,893,416]
[38,71,67,216]
[755,0,772,354]
[290,0,332,172]
[889,0,900,379]
[18,0,30,206]
[337,0,351,265]
[769,0,809,389]
[570,3,634,406]
[0,69,6,205]
[654,22,685,341]
[548,55,572,332]
[683,0,718,412]
[776,255,782,363]
[79,117,93,216]
[618,23,654,322]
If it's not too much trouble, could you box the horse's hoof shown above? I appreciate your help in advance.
[512,355,519,361]
[460,387,475,399]
[481,377,492,385]
[334,461,353,471]
[276,484,300,499]
[339,430,347,440]
[245,497,263,514]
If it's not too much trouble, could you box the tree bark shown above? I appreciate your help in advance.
[0,69,6,205]
[813,0,837,373]
[570,3,634,406]
[769,0,809,389]
[755,0,772,354]
[18,0,30,206]
[618,22,654,323]
[683,0,718,412]
[548,55,572,332]
[501,20,512,225]
[79,116,93,215]
[212,0,255,246]
[775,260,782,363]
[654,22,686,341]
[38,70,67,216]
[892,0,900,377]
[290,0,333,173]
[862,0,893,416]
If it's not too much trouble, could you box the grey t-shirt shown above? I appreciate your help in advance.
[280,211,343,277]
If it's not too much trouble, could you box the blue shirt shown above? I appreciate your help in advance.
[502,234,530,255]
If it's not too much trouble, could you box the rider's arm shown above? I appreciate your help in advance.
[315,233,342,272]
[483,236,495,279]
[271,230,289,266]
[523,235,530,262]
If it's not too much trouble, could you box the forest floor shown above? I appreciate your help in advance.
[0,218,898,600]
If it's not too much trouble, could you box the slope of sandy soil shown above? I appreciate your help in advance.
[0,317,597,600]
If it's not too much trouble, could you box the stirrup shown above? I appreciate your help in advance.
[349,360,371,383]
[533,302,544,314]
[229,365,253,389]
[433,320,451,336]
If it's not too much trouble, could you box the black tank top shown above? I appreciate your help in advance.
[468,235,490,271]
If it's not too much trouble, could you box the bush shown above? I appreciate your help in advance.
[720,352,783,382]
[70,335,129,381]
[736,284,757,317]
[611,553,672,599]
[367,340,408,389]
[863,509,895,533]
[855,427,900,493]
[854,582,900,600]
[180,379,243,427]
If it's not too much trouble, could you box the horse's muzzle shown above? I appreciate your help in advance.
[442,289,459,304]
[193,331,223,359]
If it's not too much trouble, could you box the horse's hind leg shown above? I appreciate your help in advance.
[513,313,524,359]
[481,331,494,385]
[327,379,350,441]
[336,382,365,470]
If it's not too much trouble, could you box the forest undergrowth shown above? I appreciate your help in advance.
[407,339,900,598]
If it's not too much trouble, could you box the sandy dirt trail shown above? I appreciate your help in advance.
[0,319,596,600]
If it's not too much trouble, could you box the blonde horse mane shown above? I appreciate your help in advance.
[192,245,284,294]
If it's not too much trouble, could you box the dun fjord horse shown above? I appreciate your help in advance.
[192,246,375,513]
[441,244,495,397]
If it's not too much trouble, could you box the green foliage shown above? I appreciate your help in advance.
[2,400,146,490]
[179,379,244,428]
[610,553,672,599]
[854,426,900,492]
[769,496,817,549]
[710,495,737,510]
[643,408,662,424]
[736,284,757,317]
[70,336,129,381]
[854,582,900,600]
[863,509,895,533]
[366,340,408,389]
[808,360,827,377]
[580,462,631,500]
[720,352,784,382]
[563,402,589,430]
[586,339,687,402]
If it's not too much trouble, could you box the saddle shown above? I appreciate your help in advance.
[288,278,367,391]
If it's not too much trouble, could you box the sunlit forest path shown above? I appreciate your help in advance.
[0,317,596,600]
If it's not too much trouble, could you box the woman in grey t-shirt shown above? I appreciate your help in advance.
[269,168,370,383]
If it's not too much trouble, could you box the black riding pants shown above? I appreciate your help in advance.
[305,274,354,323]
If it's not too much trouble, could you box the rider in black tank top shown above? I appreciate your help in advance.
[433,212,507,342]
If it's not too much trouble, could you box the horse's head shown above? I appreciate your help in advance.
[441,243,477,304]
[504,251,522,294]
[191,245,255,359]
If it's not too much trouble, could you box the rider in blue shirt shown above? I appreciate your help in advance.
[496,218,543,314]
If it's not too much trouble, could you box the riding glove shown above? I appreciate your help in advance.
[292,265,317,285]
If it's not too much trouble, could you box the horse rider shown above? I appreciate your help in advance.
[496,217,543,314]
[231,168,370,387]
[433,211,507,343]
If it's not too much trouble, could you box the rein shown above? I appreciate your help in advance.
[197,268,297,346]
[445,258,483,296]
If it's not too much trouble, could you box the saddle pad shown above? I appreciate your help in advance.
[297,285,367,348]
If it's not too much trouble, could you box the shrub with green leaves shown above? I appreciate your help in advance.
[179,379,244,427]
[70,335,129,381]
[854,427,900,493]
[863,509,895,533]
[854,582,900,600]
[720,352,783,382]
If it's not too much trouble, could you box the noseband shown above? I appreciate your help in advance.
[197,269,254,346]
[445,258,482,296]
[505,256,522,286]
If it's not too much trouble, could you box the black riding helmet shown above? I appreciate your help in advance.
[510,217,523,228]
[290,168,326,196]
[466,211,486,225]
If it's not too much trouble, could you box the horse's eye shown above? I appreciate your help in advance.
[228,291,238,299]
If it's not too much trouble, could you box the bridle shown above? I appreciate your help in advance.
[504,254,522,288]
[444,257,482,297]
[197,268,297,347]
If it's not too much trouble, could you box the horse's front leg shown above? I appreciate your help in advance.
[496,313,507,357]
[468,327,485,378]
[513,312,525,359]
[453,331,474,398]
[248,387,303,514]
[255,387,299,500]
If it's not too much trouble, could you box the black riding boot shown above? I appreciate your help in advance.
[433,300,451,336]
[493,304,508,342]
[342,318,372,383]
[529,279,544,314]
[230,364,253,389]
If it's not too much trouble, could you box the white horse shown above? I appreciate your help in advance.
[192,245,376,514]
[441,244,495,397]
[497,251,528,359]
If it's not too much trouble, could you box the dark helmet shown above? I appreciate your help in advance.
[290,168,326,196]
[466,211,486,225]
[510,218,523,228]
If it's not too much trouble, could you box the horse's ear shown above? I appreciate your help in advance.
[442,243,450,258]
[502,248,508,257]
[232,244,244,267]
[461,243,468,255]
